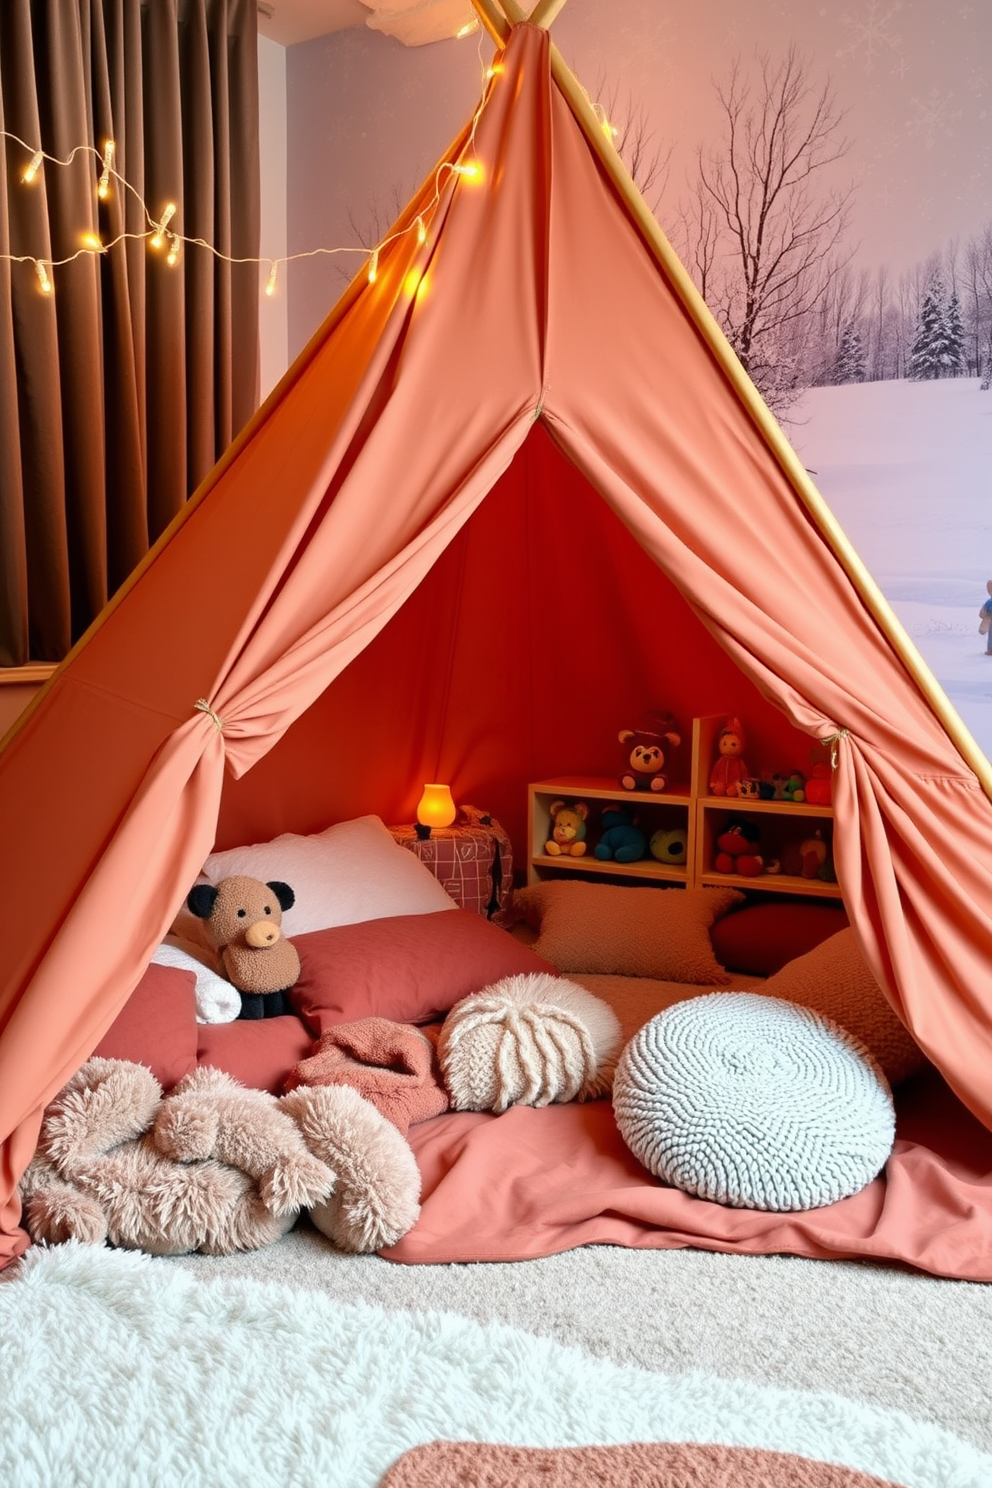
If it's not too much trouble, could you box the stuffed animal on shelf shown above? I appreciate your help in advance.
[618,712,681,793]
[709,717,750,797]
[545,800,589,857]
[799,829,832,880]
[20,1058,422,1258]
[594,805,647,863]
[713,818,764,877]
[649,827,688,866]
[782,772,806,802]
[186,875,300,1020]
[804,761,833,806]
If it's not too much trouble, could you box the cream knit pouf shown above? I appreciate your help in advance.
[613,992,895,1212]
[438,972,622,1112]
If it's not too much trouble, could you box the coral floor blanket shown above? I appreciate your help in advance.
[383,1069,992,1281]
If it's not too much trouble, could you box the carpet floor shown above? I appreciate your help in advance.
[169,1217,992,1458]
[3,1240,991,1488]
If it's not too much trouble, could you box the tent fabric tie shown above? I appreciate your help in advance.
[194,698,225,733]
[823,728,850,769]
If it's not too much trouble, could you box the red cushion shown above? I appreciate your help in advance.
[196,1015,314,1096]
[289,909,557,1037]
[709,900,849,977]
[93,962,199,1091]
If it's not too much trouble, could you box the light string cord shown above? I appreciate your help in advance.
[0,31,502,292]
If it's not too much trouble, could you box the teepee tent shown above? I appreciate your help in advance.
[2,5,992,1272]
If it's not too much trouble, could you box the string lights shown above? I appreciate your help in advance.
[0,29,614,302]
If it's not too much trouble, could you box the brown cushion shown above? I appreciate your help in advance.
[762,928,925,1085]
[711,901,849,976]
[511,882,744,983]
[93,962,199,1091]
[196,1015,314,1096]
[289,909,557,1037]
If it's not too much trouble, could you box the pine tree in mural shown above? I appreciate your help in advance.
[831,320,866,383]
[945,288,966,376]
[908,273,964,379]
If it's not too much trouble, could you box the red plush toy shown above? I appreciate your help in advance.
[618,712,682,793]
[803,762,833,806]
[709,716,751,798]
[713,819,764,878]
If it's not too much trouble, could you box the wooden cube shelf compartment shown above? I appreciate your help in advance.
[528,716,841,902]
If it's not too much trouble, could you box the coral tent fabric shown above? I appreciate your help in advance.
[2,24,992,1272]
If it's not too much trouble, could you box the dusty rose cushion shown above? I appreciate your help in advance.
[195,1015,314,1096]
[289,909,557,1036]
[762,928,925,1085]
[511,882,744,983]
[93,962,199,1091]
[710,900,849,976]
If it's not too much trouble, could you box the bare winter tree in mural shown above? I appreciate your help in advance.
[677,47,855,410]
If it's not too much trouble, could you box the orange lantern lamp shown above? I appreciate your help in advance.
[416,783,457,839]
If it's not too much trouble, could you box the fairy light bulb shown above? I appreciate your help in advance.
[22,149,44,184]
[367,247,379,284]
[35,260,52,294]
[81,232,105,254]
[97,140,115,199]
[151,201,176,249]
[455,20,478,37]
[165,235,180,267]
[265,261,278,296]
[416,216,427,246]
[453,161,482,181]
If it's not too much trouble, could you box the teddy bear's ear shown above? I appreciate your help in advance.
[618,729,635,744]
[186,882,219,918]
[267,880,295,912]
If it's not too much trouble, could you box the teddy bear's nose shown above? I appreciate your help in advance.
[245,921,281,948]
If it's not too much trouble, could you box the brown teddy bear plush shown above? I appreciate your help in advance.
[21,1058,423,1257]
[186,875,300,1020]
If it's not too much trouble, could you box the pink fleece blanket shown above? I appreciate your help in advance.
[286,1017,448,1134]
[382,1067,992,1281]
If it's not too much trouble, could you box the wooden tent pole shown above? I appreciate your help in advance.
[470,0,510,45]
[494,0,528,22]
[545,41,992,799]
[528,0,572,26]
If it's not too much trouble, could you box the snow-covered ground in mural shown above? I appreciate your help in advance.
[787,378,992,765]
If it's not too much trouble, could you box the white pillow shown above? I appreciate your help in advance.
[151,939,241,1026]
[197,815,457,937]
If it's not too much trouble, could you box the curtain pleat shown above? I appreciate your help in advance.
[0,0,259,666]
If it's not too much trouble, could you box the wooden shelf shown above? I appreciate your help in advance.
[527,714,841,902]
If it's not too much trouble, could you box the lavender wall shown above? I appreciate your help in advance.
[285,0,991,356]
[286,25,481,357]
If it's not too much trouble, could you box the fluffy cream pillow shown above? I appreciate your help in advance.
[438,972,622,1111]
[511,882,744,983]
[762,928,925,1085]
[194,815,456,938]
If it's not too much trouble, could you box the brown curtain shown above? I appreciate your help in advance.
[0,0,259,665]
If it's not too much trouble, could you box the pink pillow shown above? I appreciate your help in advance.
[93,962,199,1090]
[196,1015,314,1096]
[289,909,557,1036]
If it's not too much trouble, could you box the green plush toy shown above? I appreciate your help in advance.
[649,827,688,866]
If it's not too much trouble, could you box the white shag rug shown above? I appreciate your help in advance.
[3,1242,991,1488]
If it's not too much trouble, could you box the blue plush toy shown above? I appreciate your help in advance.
[594,805,647,863]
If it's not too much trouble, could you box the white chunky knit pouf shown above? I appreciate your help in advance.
[438,972,622,1113]
[613,992,895,1212]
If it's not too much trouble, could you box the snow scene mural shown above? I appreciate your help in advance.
[288,0,992,755]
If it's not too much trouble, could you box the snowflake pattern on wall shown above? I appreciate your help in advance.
[837,1,904,76]
[908,88,962,149]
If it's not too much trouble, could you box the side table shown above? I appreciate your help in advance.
[389,806,513,921]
